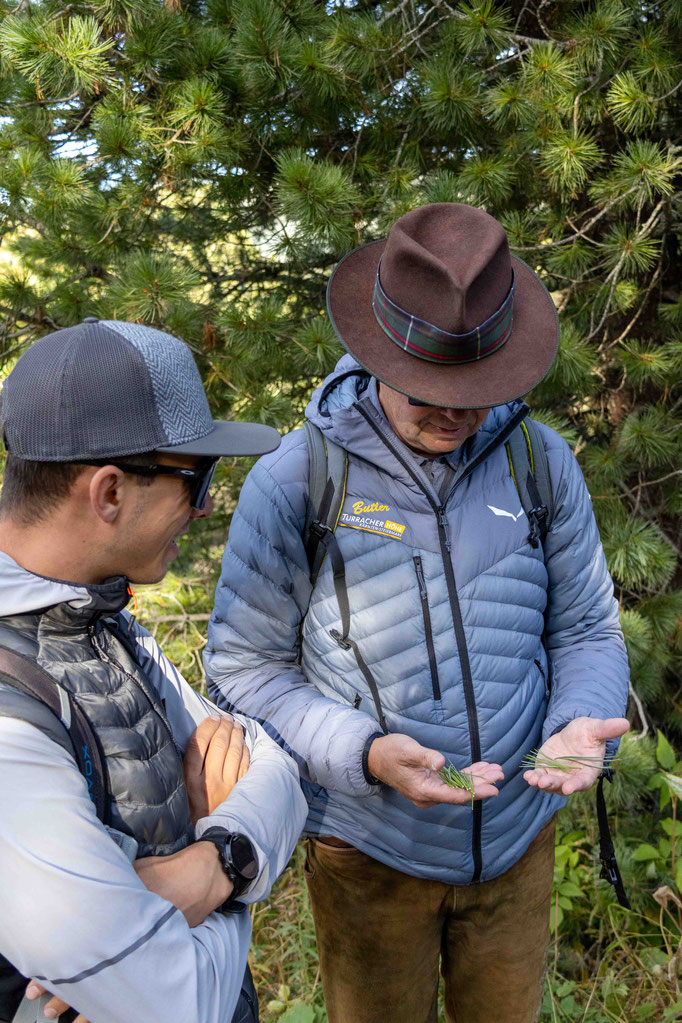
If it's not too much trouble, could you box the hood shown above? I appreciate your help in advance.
[0,551,130,618]
[305,355,529,483]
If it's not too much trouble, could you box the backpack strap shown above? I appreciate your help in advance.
[0,646,110,825]
[301,421,388,733]
[597,770,630,908]
[303,420,348,582]
[505,418,554,549]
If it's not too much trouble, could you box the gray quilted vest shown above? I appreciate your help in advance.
[0,578,193,857]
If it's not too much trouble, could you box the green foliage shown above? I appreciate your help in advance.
[0,3,681,1015]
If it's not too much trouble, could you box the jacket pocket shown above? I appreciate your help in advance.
[413,556,444,721]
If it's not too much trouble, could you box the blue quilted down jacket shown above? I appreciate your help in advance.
[205,356,629,884]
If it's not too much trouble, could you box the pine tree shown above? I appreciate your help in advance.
[0,0,680,740]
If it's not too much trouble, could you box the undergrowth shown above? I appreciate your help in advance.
[249,732,682,1023]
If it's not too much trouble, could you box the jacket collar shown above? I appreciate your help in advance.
[0,551,130,620]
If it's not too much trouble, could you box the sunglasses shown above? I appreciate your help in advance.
[76,459,218,510]
[407,396,432,407]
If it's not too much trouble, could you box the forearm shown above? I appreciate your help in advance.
[207,655,381,795]
[0,720,252,1023]
[134,842,233,929]
[195,724,309,903]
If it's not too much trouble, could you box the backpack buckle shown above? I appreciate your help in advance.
[599,855,620,887]
[527,505,548,549]
[329,628,351,650]
[310,521,333,542]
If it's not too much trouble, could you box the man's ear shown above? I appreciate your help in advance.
[88,466,129,525]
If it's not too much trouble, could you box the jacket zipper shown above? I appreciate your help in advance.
[413,556,441,702]
[356,402,528,883]
[535,658,550,699]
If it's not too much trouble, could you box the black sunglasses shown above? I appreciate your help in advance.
[76,459,218,510]
[407,396,431,407]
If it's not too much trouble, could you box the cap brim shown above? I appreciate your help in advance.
[156,421,281,458]
[327,241,560,409]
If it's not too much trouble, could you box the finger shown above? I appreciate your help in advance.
[560,767,600,795]
[590,717,630,743]
[184,715,224,773]
[468,762,505,784]
[419,776,499,805]
[238,744,250,780]
[203,717,235,777]
[74,1017,91,1023]
[222,722,245,784]
[524,768,560,791]
[25,982,46,1000]
[43,995,72,1019]
[418,746,446,773]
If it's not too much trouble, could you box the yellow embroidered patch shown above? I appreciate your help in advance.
[352,500,390,514]
[339,511,407,540]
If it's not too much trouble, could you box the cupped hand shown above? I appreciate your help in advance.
[24,981,89,1022]
[367,733,504,808]
[183,713,250,824]
[523,716,629,796]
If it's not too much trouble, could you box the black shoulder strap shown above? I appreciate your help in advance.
[0,647,109,825]
[505,418,554,549]
[597,771,630,908]
[303,420,349,582]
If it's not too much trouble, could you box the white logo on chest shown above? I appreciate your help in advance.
[487,505,525,522]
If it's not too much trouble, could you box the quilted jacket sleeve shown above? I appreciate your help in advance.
[204,434,381,797]
[541,428,629,754]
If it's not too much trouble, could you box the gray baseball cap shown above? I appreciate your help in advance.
[1,319,280,461]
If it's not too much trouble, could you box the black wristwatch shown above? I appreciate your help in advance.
[199,827,259,908]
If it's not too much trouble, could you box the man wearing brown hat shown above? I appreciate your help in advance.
[205,204,630,1023]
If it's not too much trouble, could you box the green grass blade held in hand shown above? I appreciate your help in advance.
[438,762,475,804]
[521,749,618,772]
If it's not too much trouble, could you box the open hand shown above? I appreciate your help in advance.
[367,733,503,808]
[523,716,629,796]
[24,981,89,1022]
[183,714,249,824]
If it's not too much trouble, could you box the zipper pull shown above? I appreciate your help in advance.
[414,557,427,599]
[437,508,452,551]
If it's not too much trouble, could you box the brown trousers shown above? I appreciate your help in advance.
[304,817,555,1023]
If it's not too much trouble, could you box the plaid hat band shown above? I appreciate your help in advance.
[372,263,515,365]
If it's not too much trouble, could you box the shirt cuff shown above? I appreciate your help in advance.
[362,731,385,786]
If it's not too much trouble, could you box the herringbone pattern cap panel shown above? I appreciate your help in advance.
[102,321,214,445]
[1,323,166,459]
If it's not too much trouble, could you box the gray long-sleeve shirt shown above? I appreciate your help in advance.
[0,553,308,1023]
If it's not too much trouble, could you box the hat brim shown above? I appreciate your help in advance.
[327,240,560,409]
[156,421,281,458]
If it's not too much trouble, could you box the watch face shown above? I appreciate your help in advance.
[230,833,259,881]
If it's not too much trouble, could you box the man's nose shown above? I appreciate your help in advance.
[440,407,468,424]
[191,493,214,520]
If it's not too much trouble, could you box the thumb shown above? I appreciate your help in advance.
[417,746,445,772]
[590,717,630,743]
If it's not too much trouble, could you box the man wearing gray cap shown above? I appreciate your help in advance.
[0,319,307,1023]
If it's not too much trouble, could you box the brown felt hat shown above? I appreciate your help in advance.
[326,203,559,408]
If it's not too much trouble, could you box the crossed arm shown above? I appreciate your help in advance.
[24,715,254,1022]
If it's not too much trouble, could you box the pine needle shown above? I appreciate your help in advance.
[438,762,475,803]
[522,749,618,773]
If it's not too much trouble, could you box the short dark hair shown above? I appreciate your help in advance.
[0,452,156,526]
